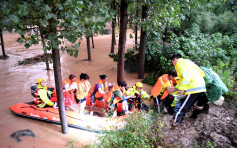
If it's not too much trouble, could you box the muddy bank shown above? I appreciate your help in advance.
[160,104,237,148]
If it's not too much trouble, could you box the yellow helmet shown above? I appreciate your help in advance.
[135,82,143,88]
[36,78,44,84]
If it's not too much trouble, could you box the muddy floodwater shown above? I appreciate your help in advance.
[0,30,152,147]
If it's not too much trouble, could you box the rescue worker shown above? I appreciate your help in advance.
[126,82,150,111]
[107,81,135,117]
[190,64,228,119]
[171,53,206,126]
[62,74,78,103]
[89,75,114,115]
[34,78,57,108]
[76,73,91,114]
[151,70,177,114]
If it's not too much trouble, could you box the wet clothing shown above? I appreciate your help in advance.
[151,74,173,100]
[175,58,206,95]
[173,58,206,123]
[200,67,228,103]
[174,92,206,123]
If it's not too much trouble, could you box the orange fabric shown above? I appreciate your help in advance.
[76,79,90,100]
[106,84,124,104]
[90,80,108,98]
[62,79,72,88]
[151,74,173,100]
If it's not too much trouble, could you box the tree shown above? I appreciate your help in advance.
[117,0,128,82]
[110,0,117,53]
[138,5,148,79]
[81,0,113,61]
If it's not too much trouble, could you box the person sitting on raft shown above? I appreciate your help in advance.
[107,81,135,117]
[62,74,78,103]
[126,82,151,111]
[34,78,57,108]
[76,73,91,114]
[89,75,114,116]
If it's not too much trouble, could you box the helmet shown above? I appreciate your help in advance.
[36,78,44,84]
[135,82,143,88]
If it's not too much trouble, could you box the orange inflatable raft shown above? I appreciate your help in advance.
[9,102,127,133]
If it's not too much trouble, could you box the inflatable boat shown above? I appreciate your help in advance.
[10,101,127,133]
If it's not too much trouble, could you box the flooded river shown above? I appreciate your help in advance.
[0,30,152,147]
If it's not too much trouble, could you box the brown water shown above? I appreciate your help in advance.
[0,30,152,147]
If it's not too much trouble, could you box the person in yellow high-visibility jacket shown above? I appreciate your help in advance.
[34,78,56,108]
[171,53,206,126]
[151,70,177,114]
[126,82,150,111]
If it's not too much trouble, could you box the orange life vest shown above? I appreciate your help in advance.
[106,84,125,104]
[151,74,173,100]
[76,79,90,100]
[62,79,76,95]
[90,79,109,98]
[33,88,42,105]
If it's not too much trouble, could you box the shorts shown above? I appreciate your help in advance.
[91,94,104,103]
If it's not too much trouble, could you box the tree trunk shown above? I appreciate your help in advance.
[40,32,50,70]
[110,0,116,53]
[0,29,6,57]
[135,20,138,50]
[138,5,148,79]
[52,47,68,134]
[91,35,95,49]
[117,0,128,82]
[86,36,91,61]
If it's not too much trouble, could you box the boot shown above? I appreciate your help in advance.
[202,104,209,114]
[190,109,201,119]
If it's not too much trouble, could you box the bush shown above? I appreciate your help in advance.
[89,111,173,148]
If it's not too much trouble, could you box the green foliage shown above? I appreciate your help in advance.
[1,0,113,58]
[90,111,172,148]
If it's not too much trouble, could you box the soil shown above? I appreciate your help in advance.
[0,30,236,148]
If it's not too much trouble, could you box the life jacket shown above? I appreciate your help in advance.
[33,88,42,105]
[90,79,109,98]
[106,84,125,104]
[62,79,72,88]
[151,74,173,100]
[76,79,91,100]
[62,79,76,95]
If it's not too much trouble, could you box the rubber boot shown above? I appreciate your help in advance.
[190,109,201,119]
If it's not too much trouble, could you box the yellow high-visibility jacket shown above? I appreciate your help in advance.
[127,86,149,101]
[175,58,206,95]
[37,86,54,108]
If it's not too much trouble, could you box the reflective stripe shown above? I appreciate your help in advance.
[174,94,190,123]
[185,86,206,93]
[182,80,190,84]
[159,77,164,85]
